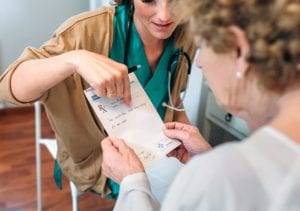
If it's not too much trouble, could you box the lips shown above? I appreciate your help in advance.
[152,22,173,31]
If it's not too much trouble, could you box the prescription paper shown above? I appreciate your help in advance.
[84,73,181,168]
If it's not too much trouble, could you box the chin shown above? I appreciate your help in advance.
[149,25,176,40]
[151,31,173,40]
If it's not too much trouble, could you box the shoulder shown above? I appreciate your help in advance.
[41,6,116,53]
[54,6,116,36]
[163,128,300,210]
[162,141,262,210]
[185,141,247,180]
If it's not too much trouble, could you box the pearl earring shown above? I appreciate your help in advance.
[236,71,242,79]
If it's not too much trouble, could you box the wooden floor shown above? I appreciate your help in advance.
[0,106,115,211]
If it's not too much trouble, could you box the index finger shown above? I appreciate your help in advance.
[110,138,136,155]
[165,122,187,130]
[122,74,132,106]
[164,128,190,142]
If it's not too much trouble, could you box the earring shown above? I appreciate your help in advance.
[236,71,242,79]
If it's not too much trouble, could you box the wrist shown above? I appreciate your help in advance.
[189,142,211,158]
[57,51,78,75]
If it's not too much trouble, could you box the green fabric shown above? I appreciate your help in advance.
[54,160,63,189]
[129,23,176,117]
[53,160,120,198]
[107,5,177,199]
[109,5,128,64]
[105,178,120,199]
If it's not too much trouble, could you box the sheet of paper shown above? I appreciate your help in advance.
[84,73,181,167]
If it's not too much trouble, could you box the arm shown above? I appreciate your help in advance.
[114,173,160,211]
[101,138,159,210]
[11,50,132,105]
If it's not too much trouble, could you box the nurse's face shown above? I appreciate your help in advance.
[133,0,178,41]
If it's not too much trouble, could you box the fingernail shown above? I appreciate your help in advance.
[126,97,132,107]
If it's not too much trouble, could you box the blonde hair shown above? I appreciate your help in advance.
[172,0,300,92]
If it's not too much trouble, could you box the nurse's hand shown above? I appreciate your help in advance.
[101,138,144,184]
[61,50,132,105]
[164,122,211,158]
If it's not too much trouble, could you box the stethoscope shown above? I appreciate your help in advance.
[164,48,192,111]
[124,3,192,111]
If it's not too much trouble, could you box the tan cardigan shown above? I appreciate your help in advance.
[0,6,195,196]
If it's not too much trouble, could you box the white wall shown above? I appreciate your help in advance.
[0,0,89,73]
[90,0,111,10]
[183,50,203,125]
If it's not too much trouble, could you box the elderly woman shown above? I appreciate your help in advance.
[101,0,300,210]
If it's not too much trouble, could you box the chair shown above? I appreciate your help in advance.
[34,102,81,211]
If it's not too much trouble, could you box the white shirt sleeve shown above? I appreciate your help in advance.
[113,172,160,211]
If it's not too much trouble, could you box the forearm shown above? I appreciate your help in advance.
[114,173,160,211]
[11,54,74,102]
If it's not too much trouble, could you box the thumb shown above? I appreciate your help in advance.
[164,129,190,144]
[101,138,119,154]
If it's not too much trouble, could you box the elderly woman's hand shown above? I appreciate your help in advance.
[166,144,189,164]
[164,122,211,159]
[101,138,145,184]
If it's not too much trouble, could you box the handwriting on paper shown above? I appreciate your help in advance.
[84,73,180,168]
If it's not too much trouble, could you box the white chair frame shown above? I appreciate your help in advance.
[35,102,81,211]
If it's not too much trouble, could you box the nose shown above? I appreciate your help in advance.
[157,1,172,22]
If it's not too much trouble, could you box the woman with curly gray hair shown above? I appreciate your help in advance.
[101,0,300,210]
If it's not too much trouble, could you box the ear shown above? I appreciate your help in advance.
[228,26,250,78]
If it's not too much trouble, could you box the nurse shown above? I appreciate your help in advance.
[0,0,195,198]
